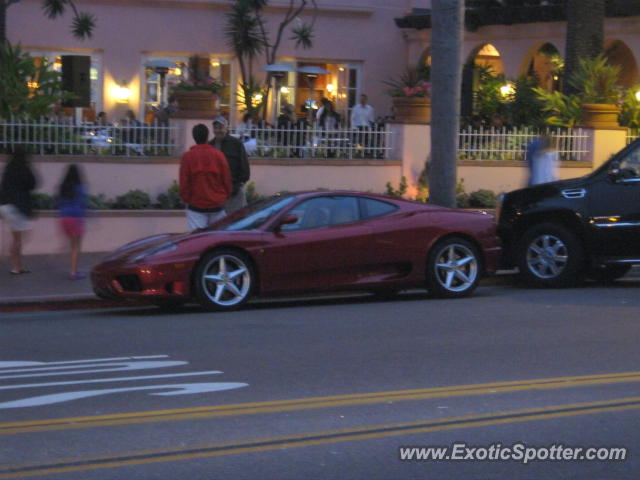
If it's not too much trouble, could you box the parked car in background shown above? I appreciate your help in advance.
[92,191,501,310]
[498,138,640,287]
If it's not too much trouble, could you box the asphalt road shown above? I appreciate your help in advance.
[1,280,640,479]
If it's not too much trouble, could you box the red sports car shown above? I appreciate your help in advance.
[91,191,501,310]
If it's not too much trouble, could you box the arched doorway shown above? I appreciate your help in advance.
[605,39,639,88]
[461,43,505,119]
[520,42,563,91]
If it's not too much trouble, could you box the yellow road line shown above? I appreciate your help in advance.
[3,370,640,434]
[1,396,639,479]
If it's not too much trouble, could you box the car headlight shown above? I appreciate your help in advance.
[130,242,178,262]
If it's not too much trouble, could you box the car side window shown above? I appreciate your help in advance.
[618,143,640,179]
[281,196,360,231]
[360,198,398,219]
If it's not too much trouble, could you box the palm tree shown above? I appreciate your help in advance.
[1,0,95,45]
[429,0,464,208]
[224,0,317,116]
[563,0,605,96]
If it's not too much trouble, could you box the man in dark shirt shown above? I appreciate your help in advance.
[210,116,250,213]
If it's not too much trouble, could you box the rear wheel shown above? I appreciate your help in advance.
[194,250,254,310]
[516,223,584,287]
[426,237,481,298]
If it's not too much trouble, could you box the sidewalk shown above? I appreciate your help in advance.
[0,252,106,307]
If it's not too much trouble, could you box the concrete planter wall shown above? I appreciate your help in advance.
[580,103,622,128]
[0,210,186,256]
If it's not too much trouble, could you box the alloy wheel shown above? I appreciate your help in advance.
[526,234,568,279]
[200,253,251,307]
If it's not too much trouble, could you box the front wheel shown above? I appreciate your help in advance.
[426,237,481,298]
[516,223,584,287]
[194,250,254,310]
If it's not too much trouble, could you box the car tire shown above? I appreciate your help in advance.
[194,249,254,310]
[517,223,584,288]
[426,237,481,298]
[587,264,631,284]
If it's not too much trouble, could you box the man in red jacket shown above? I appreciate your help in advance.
[179,123,232,231]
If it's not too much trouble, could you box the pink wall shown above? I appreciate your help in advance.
[8,0,410,122]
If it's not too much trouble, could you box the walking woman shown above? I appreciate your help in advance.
[0,146,37,275]
[58,164,87,279]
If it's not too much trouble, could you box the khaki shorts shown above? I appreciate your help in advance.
[0,204,31,232]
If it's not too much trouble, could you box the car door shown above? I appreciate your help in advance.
[588,143,640,258]
[259,196,374,293]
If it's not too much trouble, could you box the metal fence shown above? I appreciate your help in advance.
[0,117,179,156]
[627,128,640,145]
[229,125,393,159]
[458,126,590,162]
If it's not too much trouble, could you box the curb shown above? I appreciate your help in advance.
[0,273,519,313]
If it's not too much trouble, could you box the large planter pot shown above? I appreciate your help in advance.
[392,97,431,124]
[579,103,621,128]
[173,90,218,119]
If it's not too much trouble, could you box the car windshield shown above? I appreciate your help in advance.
[209,195,296,231]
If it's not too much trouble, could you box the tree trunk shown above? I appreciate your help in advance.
[429,0,464,208]
[0,0,7,45]
[563,0,604,96]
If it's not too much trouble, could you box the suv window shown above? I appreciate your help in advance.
[618,142,640,179]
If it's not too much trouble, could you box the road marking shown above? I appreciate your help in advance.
[0,383,248,409]
[1,396,639,479]
[0,370,223,390]
[0,355,245,409]
[3,370,640,434]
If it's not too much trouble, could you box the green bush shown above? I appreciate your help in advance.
[385,176,408,197]
[113,189,151,209]
[87,193,114,210]
[156,181,184,209]
[245,181,264,204]
[32,192,56,210]
[469,189,497,208]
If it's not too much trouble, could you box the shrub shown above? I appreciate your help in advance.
[469,189,497,208]
[112,189,151,209]
[156,181,184,209]
[245,181,264,204]
[87,193,114,210]
[32,192,56,210]
[385,176,408,197]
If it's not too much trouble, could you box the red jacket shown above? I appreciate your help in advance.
[179,144,232,209]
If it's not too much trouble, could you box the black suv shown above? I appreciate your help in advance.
[498,139,640,287]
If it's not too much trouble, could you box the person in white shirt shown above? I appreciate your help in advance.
[351,94,376,157]
[351,94,375,128]
[530,135,559,185]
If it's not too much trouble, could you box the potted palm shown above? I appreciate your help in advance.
[384,68,431,123]
[170,56,224,119]
[574,55,622,128]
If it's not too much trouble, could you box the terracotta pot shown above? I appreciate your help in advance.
[173,90,218,119]
[392,97,431,124]
[579,103,621,128]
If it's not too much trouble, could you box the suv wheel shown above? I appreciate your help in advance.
[517,223,584,287]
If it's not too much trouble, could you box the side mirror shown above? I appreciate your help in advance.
[608,160,621,180]
[274,213,298,232]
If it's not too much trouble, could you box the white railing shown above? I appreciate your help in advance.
[626,128,640,145]
[0,117,179,156]
[458,126,590,162]
[229,125,393,160]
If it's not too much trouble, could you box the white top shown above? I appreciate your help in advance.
[351,103,375,128]
[530,150,559,185]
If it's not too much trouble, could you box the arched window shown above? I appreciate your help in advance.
[605,39,639,88]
